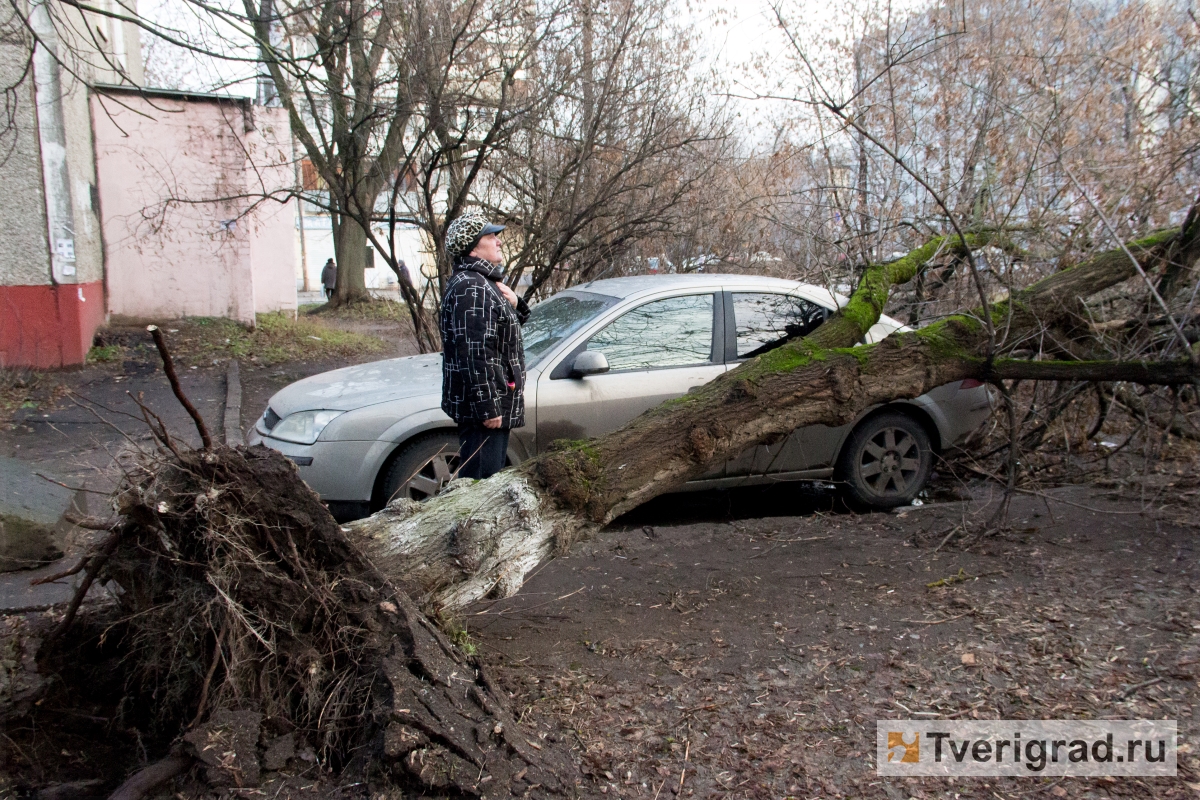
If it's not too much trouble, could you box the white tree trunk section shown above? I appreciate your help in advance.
[349,472,589,613]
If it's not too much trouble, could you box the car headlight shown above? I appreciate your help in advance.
[268,410,344,445]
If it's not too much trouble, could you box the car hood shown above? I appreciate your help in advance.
[268,354,443,416]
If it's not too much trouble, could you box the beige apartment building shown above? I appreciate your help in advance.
[1,1,298,369]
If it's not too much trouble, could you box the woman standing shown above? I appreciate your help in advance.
[439,211,530,479]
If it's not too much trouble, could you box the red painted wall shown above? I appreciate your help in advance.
[0,282,105,368]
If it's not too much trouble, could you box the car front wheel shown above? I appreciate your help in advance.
[378,432,461,506]
[836,411,932,510]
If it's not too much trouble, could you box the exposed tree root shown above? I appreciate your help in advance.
[108,755,192,800]
[40,445,576,796]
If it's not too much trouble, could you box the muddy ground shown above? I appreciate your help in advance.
[461,482,1200,799]
[0,310,415,495]
[7,480,1197,799]
[1,312,1198,798]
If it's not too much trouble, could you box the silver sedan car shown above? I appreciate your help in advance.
[248,274,991,520]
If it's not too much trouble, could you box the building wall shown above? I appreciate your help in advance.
[92,92,297,324]
[0,20,52,287]
[251,198,301,315]
[0,0,137,368]
[0,283,106,369]
[247,110,298,314]
[59,50,104,287]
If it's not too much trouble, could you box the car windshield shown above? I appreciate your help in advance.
[523,290,619,365]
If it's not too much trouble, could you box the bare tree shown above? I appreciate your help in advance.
[122,0,735,350]
[479,0,733,296]
[757,0,1199,313]
[244,0,439,334]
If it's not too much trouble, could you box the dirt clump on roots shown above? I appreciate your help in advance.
[11,444,575,797]
[535,441,606,521]
[108,445,379,760]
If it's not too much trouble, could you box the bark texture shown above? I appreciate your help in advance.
[351,215,1200,614]
[333,212,372,305]
[359,472,580,612]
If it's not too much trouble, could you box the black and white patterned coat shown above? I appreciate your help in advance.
[440,257,531,428]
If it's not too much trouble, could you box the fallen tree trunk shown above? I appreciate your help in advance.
[352,212,1200,614]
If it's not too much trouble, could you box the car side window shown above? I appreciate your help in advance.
[733,292,828,358]
[587,294,715,371]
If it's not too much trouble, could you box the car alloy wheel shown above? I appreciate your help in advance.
[401,450,459,500]
[379,433,462,506]
[860,426,921,495]
[837,411,932,509]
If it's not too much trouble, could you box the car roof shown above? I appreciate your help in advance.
[566,273,913,336]
[572,273,832,302]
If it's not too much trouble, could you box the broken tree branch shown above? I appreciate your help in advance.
[147,325,213,450]
[1063,170,1195,362]
[106,754,192,800]
[981,358,1198,384]
[41,530,120,649]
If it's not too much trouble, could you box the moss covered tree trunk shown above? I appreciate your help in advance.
[350,212,1200,614]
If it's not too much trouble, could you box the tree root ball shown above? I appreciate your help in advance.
[88,444,575,795]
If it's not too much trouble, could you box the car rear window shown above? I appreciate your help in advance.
[733,292,829,358]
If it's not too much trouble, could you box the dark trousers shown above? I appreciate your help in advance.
[324,287,334,300]
[457,423,509,480]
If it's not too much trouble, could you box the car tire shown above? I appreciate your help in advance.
[836,411,932,510]
[378,432,461,507]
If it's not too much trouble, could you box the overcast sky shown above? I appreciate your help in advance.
[138,0,929,146]
[686,0,929,144]
[139,0,781,92]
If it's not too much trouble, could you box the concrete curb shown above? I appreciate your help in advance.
[224,360,244,447]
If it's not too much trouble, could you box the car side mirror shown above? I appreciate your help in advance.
[570,350,610,377]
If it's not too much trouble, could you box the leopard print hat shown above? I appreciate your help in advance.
[445,210,506,257]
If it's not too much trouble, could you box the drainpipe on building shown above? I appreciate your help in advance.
[297,195,309,294]
[294,145,309,294]
[30,0,78,286]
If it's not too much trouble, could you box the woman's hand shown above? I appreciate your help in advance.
[483,416,504,429]
[495,281,519,308]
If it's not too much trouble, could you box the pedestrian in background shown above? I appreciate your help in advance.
[321,258,337,300]
[439,211,529,479]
